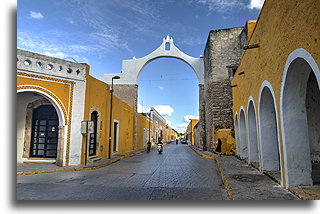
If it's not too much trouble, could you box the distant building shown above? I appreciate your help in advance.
[185,119,199,145]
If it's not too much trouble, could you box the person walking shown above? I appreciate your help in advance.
[216,138,222,157]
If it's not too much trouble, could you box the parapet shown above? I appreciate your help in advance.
[17,49,87,81]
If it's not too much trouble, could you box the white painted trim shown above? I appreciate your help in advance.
[247,96,260,164]
[234,112,240,156]
[258,80,283,186]
[17,88,65,126]
[280,48,320,188]
[239,106,248,158]
[113,119,120,152]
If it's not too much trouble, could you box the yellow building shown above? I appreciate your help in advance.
[17,49,141,166]
[231,0,319,188]
[185,119,199,145]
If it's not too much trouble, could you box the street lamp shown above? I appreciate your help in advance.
[148,109,154,145]
[108,75,120,159]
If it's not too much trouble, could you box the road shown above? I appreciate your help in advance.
[17,144,228,200]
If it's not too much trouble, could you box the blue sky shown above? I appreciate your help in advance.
[17,0,264,133]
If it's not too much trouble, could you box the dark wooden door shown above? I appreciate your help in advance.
[89,111,98,156]
[30,105,59,158]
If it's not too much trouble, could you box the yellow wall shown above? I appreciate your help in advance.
[83,73,136,163]
[185,119,199,145]
[137,113,148,149]
[232,0,320,187]
[112,95,135,153]
[213,129,236,155]
[17,72,73,123]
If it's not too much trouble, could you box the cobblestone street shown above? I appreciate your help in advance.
[17,144,228,200]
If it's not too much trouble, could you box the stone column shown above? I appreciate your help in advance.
[56,126,65,167]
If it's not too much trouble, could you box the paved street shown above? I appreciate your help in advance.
[17,144,229,200]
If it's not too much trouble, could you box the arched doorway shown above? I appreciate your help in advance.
[234,113,241,156]
[17,90,65,165]
[239,108,248,159]
[259,84,280,173]
[247,100,259,164]
[281,49,320,187]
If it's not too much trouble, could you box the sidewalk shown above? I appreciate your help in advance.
[190,145,300,200]
[17,147,150,175]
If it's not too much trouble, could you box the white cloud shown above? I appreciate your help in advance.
[18,31,91,63]
[172,123,189,133]
[137,104,150,113]
[44,51,66,59]
[195,0,245,12]
[30,11,44,19]
[248,0,264,10]
[194,0,264,12]
[153,105,174,116]
[158,86,164,91]
[183,115,199,122]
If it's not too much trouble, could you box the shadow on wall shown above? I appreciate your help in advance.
[213,129,236,155]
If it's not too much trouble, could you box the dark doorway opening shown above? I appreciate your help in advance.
[30,105,59,158]
[89,111,98,156]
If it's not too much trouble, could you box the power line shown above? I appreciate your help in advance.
[139,78,197,82]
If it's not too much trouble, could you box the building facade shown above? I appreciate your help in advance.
[231,0,319,188]
[17,49,146,166]
[185,119,199,145]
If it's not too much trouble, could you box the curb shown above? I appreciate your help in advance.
[189,146,233,200]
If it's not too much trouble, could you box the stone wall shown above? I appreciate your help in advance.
[203,27,247,152]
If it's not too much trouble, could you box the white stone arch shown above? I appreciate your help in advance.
[239,106,248,159]
[258,81,282,181]
[17,87,67,165]
[280,48,320,188]
[247,96,259,164]
[102,35,204,85]
[234,112,240,156]
[17,87,66,126]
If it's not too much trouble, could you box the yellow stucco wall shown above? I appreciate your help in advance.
[213,129,236,155]
[17,73,73,123]
[137,113,148,149]
[83,73,135,163]
[185,119,199,145]
[232,0,320,187]
[112,95,135,153]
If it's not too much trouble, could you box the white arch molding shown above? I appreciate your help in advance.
[234,112,240,156]
[247,96,259,164]
[239,106,248,159]
[17,88,67,166]
[258,80,283,186]
[280,48,320,188]
[102,35,204,85]
[17,88,66,126]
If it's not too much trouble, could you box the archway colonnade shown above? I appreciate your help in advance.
[234,49,320,188]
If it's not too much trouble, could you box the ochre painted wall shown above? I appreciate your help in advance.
[137,113,148,149]
[83,74,136,163]
[213,129,236,155]
[232,0,320,187]
[185,119,199,145]
[17,73,72,122]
